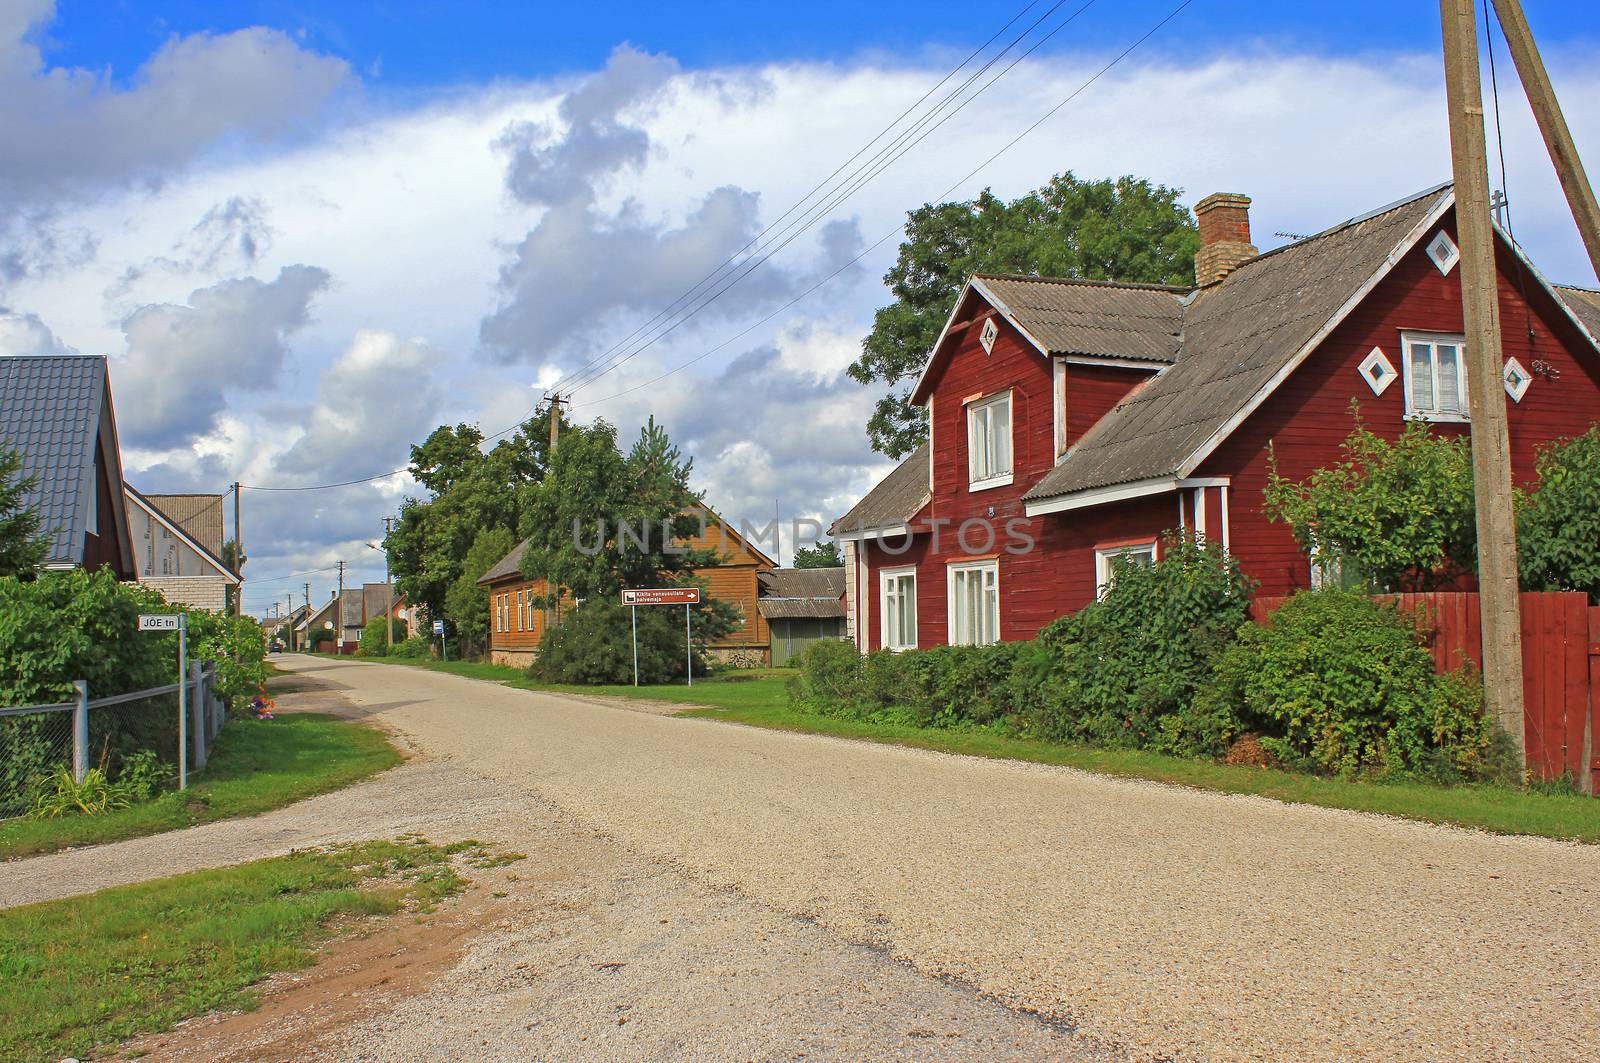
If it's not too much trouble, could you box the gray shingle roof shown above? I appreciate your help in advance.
[757,566,846,620]
[1554,284,1600,341]
[830,443,931,536]
[476,538,530,585]
[0,355,111,565]
[1025,185,1448,502]
[975,275,1184,363]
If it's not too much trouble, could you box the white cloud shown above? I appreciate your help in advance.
[0,306,72,355]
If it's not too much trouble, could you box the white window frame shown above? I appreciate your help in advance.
[1400,330,1470,422]
[1094,541,1157,600]
[966,389,1014,491]
[879,566,918,652]
[946,558,1000,647]
[1052,358,1068,462]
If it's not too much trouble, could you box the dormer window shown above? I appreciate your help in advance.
[967,390,1013,490]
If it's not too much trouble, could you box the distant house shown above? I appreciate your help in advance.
[757,567,847,665]
[361,582,411,639]
[0,354,135,578]
[124,486,237,611]
[478,508,778,668]
[833,185,1600,652]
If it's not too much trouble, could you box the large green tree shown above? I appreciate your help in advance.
[849,173,1201,457]
[0,444,46,578]
[792,540,843,568]
[388,407,562,628]
[443,525,519,656]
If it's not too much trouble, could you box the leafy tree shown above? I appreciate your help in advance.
[221,538,241,614]
[849,173,1201,457]
[442,525,518,657]
[0,444,46,578]
[792,539,843,568]
[516,417,737,660]
[1516,424,1600,602]
[389,408,560,626]
[1264,412,1477,592]
[358,615,408,657]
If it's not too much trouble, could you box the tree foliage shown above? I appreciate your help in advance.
[849,173,1201,457]
[0,444,46,578]
[1264,411,1477,592]
[791,539,843,569]
[1516,424,1600,602]
[442,525,518,656]
[388,408,560,629]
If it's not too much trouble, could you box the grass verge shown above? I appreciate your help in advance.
[0,710,401,860]
[0,837,481,1063]
[329,655,1600,843]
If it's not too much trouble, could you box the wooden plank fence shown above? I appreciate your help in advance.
[1249,592,1599,793]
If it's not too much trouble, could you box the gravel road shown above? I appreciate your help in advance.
[11,654,1600,1061]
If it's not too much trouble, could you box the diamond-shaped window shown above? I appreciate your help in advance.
[1359,347,1397,396]
[1502,357,1531,403]
[979,317,998,354]
[1426,230,1460,275]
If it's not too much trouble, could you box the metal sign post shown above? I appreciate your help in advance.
[620,588,701,686]
[138,612,187,789]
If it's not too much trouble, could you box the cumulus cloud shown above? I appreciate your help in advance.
[480,44,865,366]
[108,196,276,297]
[0,306,73,355]
[0,1,347,223]
[116,264,331,447]
[275,328,446,479]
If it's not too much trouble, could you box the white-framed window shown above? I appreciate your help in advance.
[947,559,999,646]
[1425,230,1460,275]
[1402,331,1469,421]
[880,566,918,651]
[1052,358,1068,462]
[966,390,1013,490]
[1094,541,1157,599]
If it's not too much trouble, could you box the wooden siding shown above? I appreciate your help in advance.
[1065,362,1156,448]
[1199,216,1600,596]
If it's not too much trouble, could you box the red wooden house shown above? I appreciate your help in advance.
[834,185,1600,652]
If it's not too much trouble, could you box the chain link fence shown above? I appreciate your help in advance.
[0,666,225,821]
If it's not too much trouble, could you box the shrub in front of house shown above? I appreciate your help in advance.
[388,635,431,659]
[1516,423,1600,604]
[308,627,335,651]
[530,595,733,685]
[1195,589,1511,782]
[357,616,408,657]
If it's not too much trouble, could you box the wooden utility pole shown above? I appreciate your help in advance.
[233,482,243,618]
[1440,0,1526,754]
[382,516,396,649]
[1489,0,1600,281]
[548,393,563,453]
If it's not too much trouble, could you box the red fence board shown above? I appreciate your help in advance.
[1250,591,1594,792]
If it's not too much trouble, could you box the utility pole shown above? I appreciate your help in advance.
[382,516,396,649]
[1489,0,1600,281]
[547,393,563,454]
[1440,0,1526,754]
[336,560,346,654]
[286,593,294,650]
[232,482,244,619]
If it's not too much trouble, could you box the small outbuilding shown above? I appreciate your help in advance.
[757,567,847,665]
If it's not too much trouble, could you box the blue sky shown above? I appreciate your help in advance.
[4,1,1596,613]
[45,1,1596,89]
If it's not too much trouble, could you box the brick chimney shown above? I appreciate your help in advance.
[1193,192,1257,285]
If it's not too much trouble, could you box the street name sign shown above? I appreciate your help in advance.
[137,614,180,631]
[621,587,700,606]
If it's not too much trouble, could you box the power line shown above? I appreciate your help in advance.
[570,0,1194,410]
[555,0,1094,400]
[544,0,1056,400]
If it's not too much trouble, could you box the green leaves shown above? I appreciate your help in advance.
[1263,411,1478,592]
[1516,425,1600,603]
[849,172,1201,457]
[0,443,47,578]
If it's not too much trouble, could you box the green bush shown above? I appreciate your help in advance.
[308,627,335,650]
[530,594,734,685]
[358,616,408,657]
[1517,424,1600,603]
[1199,590,1507,781]
[1032,535,1254,752]
[388,635,431,659]
[789,639,864,714]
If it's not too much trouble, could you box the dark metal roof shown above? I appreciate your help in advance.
[1024,185,1448,502]
[975,275,1184,363]
[1554,284,1600,341]
[0,354,113,566]
[830,443,931,536]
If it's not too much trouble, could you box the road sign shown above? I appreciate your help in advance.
[621,587,700,606]
[137,612,189,790]
[137,614,180,631]
[432,619,445,635]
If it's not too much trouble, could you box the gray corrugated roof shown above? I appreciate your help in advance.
[759,567,845,599]
[758,597,846,620]
[1025,186,1447,502]
[477,538,530,585]
[830,443,930,535]
[976,275,1184,363]
[1554,284,1600,341]
[144,493,224,556]
[0,355,109,565]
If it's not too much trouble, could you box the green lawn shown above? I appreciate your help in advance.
[0,838,478,1063]
[338,655,1600,843]
[0,710,401,860]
